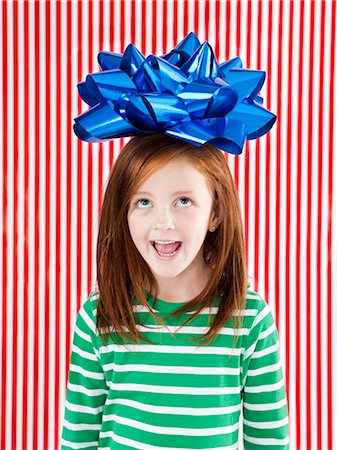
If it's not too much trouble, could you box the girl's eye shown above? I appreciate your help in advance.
[136,198,151,208]
[135,197,192,208]
[177,197,192,207]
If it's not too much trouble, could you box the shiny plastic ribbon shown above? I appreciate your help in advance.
[74,32,276,155]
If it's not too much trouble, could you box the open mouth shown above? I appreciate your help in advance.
[150,241,182,257]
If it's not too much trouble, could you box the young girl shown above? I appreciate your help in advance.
[61,133,289,449]
[61,34,289,449]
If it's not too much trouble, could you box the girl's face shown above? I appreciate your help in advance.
[127,157,219,291]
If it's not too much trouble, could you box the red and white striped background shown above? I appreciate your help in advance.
[1,1,336,449]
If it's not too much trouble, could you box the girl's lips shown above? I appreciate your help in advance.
[150,241,182,260]
[150,241,182,244]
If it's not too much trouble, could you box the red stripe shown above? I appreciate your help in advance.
[22,0,30,446]
[77,0,84,316]
[109,2,115,166]
[234,1,241,187]
[296,1,305,447]
[236,0,241,55]
[246,0,251,65]
[215,0,220,58]
[0,2,8,449]
[65,8,73,450]
[225,0,230,59]
[264,0,273,324]
[306,2,315,448]
[173,0,178,46]
[121,0,125,51]
[152,0,157,54]
[99,0,104,49]
[55,1,62,448]
[109,0,114,50]
[33,2,41,448]
[223,2,230,168]
[183,0,188,37]
[205,0,209,42]
[274,0,283,332]
[244,1,252,272]
[194,0,199,35]
[99,2,104,213]
[306,2,316,448]
[327,3,336,449]
[131,0,136,44]
[254,0,262,295]
[316,2,326,447]
[285,0,294,412]
[163,1,167,53]
[142,0,147,54]
[88,1,93,295]
[11,3,19,448]
[44,1,51,448]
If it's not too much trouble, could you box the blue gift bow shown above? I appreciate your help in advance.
[74,32,276,155]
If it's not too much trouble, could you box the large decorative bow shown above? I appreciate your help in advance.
[74,32,276,155]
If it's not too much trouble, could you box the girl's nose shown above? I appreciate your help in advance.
[154,209,175,231]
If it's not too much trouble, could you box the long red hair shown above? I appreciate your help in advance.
[95,134,247,347]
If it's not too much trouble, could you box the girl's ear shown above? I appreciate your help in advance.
[209,202,221,231]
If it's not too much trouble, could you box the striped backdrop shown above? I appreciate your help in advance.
[1,1,336,449]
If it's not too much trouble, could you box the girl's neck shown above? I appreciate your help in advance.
[147,264,214,303]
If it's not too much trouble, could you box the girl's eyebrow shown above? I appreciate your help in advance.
[135,190,195,196]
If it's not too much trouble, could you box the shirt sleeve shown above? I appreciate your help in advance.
[241,298,289,449]
[61,296,108,449]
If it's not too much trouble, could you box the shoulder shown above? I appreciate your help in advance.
[242,284,275,331]
[245,285,270,312]
[76,290,100,334]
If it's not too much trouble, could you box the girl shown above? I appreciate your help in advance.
[61,134,289,449]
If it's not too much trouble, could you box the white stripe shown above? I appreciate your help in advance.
[80,304,96,335]
[251,342,279,359]
[69,363,106,380]
[101,413,239,436]
[99,430,238,450]
[103,362,240,376]
[251,302,271,330]
[243,397,288,412]
[133,304,258,316]
[107,382,240,396]
[244,378,285,394]
[67,382,108,397]
[105,397,242,416]
[100,343,241,356]
[247,361,282,377]
[72,344,98,361]
[117,324,250,336]
[258,322,276,340]
[60,438,98,449]
[243,433,290,446]
[65,400,104,415]
[75,325,92,344]
[63,418,101,431]
[243,416,289,429]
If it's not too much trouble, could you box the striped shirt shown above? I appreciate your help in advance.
[61,288,289,449]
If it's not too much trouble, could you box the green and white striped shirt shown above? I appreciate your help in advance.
[61,288,289,449]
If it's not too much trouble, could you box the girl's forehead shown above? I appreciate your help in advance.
[147,157,201,176]
[139,160,205,185]
[133,159,213,197]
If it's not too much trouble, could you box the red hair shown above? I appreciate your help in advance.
[96,134,247,347]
